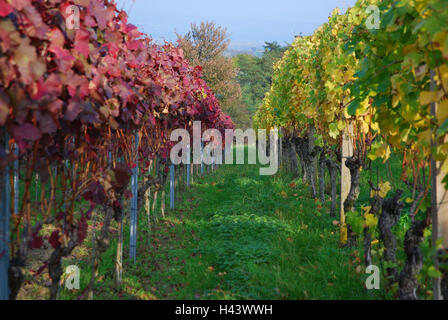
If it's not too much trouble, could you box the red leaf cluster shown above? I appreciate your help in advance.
[0,0,235,260]
[0,0,233,149]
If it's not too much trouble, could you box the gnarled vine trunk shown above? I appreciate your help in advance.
[282,138,291,173]
[295,133,318,198]
[90,194,125,298]
[287,138,300,177]
[364,190,383,267]
[8,224,30,300]
[318,147,326,203]
[8,253,25,300]
[326,158,339,218]
[398,215,430,300]
[48,236,78,300]
[343,156,362,247]
[378,190,403,285]
[294,137,308,182]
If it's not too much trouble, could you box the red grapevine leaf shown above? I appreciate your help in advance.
[74,29,91,58]
[0,92,10,125]
[36,112,57,134]
[48,28,65,49]
[92,3,108,30]
[113,163,131,187]
[124,190,133,200]
[48,230,61,249]
[77,214,88,244]
[48,99,63,115]
[65,100,82,121]
[14,38,38,85]
[29,235,44,249]
[9,0,31,11]
[13,124,41,142]
[49,46,75,72]
[0,0,13,17]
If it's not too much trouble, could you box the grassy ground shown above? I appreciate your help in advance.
[56,146,387,300]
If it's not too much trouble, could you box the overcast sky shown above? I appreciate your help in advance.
[115,0,357,49]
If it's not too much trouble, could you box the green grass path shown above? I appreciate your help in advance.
[67,152,386,300]
[112,159,384,300]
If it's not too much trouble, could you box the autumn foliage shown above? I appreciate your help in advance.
[0,0,234,299]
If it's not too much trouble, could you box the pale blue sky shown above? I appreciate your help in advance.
[115,0,357,49]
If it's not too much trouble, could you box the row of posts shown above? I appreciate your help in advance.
[129,139,220,263]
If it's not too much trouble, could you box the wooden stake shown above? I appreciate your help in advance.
[340,123,354,245]
[431,70,447,300]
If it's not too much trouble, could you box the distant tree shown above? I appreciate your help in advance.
[234,42,287,120]
[233,54,264,115]
[178,22,230,62]
[261,41,288,86]
[177,22,251,128]
[263,41,283,52]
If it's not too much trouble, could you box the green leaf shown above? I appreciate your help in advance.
[427,266,442,279]
[329,123,339,139]
[348,100,360,116]
[346,211,363,236]
[437,118,448,136]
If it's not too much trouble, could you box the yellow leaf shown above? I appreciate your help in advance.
[441,159,448,175]
[418,129,431,147]
[365,214,378,228]
[337,120,345,131]
[402,104,420,122]
[403,44,417,55]
[360,120,370,134]
[362,206,372,214]
[419,91,443,105]
[371,121,380,132]
[433,31,447,52]
[375,144,391,161]
[400,127,411,144]
[368,152,378,161]
[379,181,392,198]
[438,64,448,90]
[437,100,448,124]
[392,95,400,108]
[406,197,414,204]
